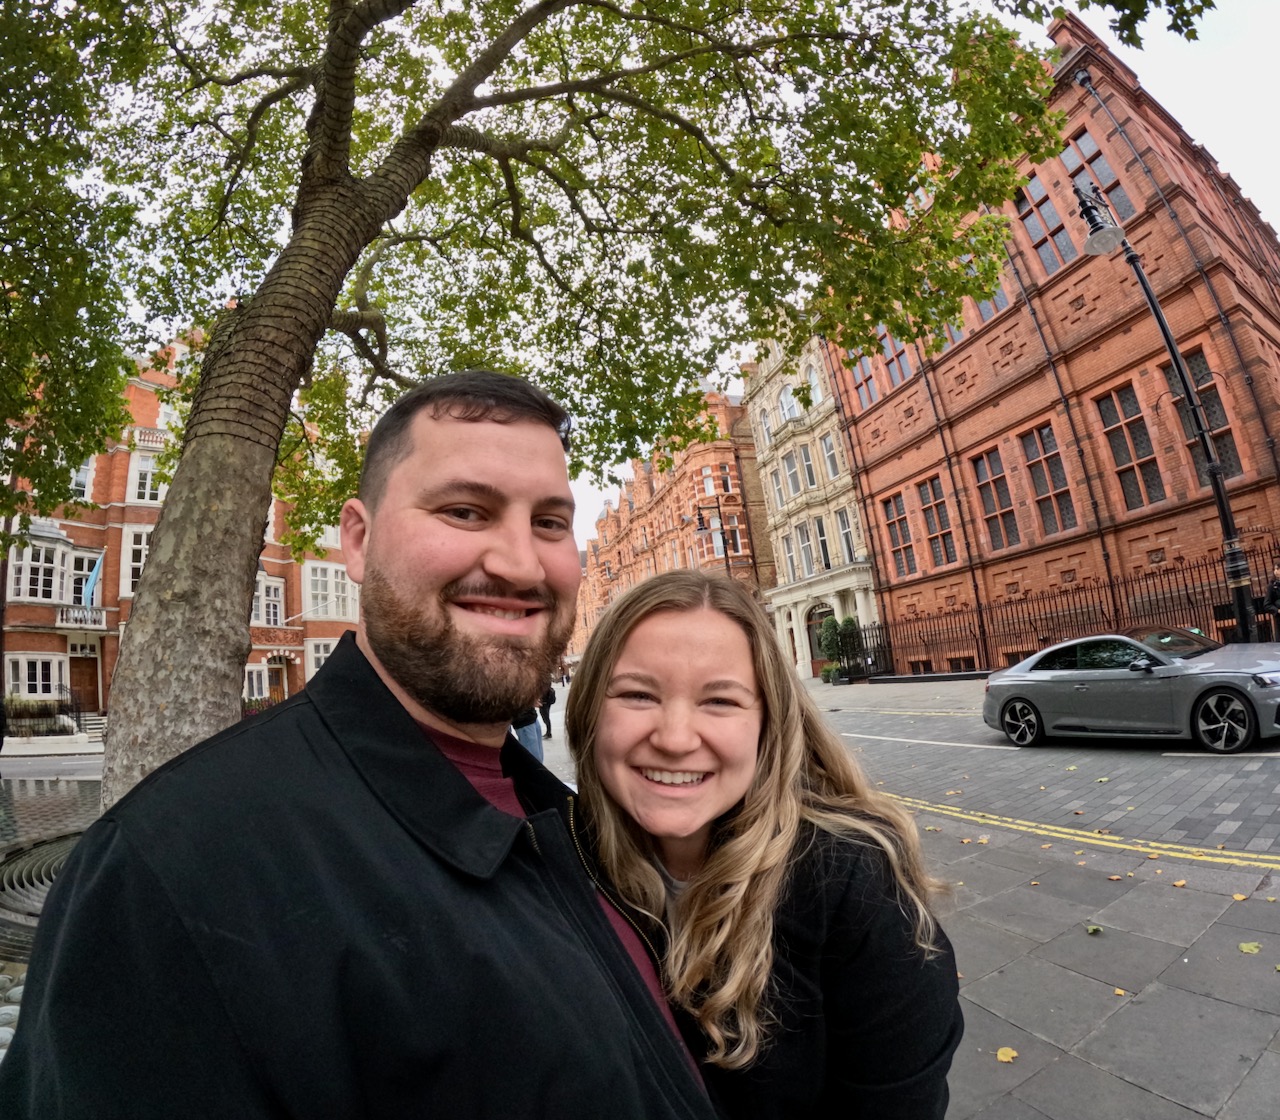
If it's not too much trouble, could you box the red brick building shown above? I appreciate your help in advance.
[823,15,1280,668]
[4,349,356,718]
[569,391,776,662]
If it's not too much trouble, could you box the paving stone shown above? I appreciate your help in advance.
[1220,1050,1280,1120]
[1157,923,1280,1015]
[1074,983,1280,1115]
[962,956,1126,1049]
[946,999,1061,1120]
[969,1093,1054,1120]
[1217,898,1280,936]
[1022,864,1136,909]
[1010,1053,1209,1120]
[964,886,1093,944]
[1090,881,1233,946]
[975,848,1060,876]
[1031,923,1184,994]
[945,856,1035,901]
[946,913,1039,987]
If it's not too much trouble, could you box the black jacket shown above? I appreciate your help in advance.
[654,829,963,1120]
[0,634,714,1120]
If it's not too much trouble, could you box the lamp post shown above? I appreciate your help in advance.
[694,499,732,578]
[1073,182,1256,642]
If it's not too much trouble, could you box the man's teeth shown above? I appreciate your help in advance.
[466,605,528,619]
[641,769,706,786]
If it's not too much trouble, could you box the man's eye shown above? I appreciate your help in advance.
[443,507,481,521]
[534,516,570,534]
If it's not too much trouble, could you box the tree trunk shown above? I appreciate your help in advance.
[102,183,384,808]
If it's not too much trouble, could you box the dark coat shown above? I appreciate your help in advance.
[621,828,963,1120]
[0,634,714,1120]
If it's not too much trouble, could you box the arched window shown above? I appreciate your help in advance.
[805,363,823,404]
[758,408,772,447]
[778,386,799,421]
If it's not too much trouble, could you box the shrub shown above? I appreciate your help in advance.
[818,616,841,662]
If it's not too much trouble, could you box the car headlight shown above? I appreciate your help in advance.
[1251,672,1280,688]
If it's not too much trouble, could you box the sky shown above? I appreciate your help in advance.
[568,0,1280,548]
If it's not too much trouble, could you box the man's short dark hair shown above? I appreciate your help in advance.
[359,370,572,508]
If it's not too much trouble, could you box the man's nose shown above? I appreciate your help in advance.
[482,519,547,589]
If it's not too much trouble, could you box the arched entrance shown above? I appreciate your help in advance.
[805,603,834,677]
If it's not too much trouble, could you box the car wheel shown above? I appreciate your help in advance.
[1000,699,1044,747]
[1191,688,1257,754]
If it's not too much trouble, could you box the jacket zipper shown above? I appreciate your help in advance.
[566,795,663,967]
[523,820,542,855]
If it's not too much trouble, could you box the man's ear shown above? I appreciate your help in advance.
[340,498,370,584]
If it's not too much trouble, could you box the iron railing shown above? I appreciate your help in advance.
[3,686,84,738]
[852,546,1278,677]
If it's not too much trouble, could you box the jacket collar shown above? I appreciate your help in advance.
[305,633,570,879]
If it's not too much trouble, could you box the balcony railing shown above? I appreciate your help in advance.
[57,606,106,630]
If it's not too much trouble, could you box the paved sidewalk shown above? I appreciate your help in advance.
[1,685,1278,1116]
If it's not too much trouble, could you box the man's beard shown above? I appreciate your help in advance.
[361,568,572,726]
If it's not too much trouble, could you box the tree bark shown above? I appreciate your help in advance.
[102,180,385,807]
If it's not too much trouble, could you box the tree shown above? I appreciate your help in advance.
[96,0,1213,804]
[0,2,154,754]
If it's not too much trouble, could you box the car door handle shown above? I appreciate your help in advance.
[1074,684,1088,691]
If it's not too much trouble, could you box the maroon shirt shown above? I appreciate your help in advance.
[423,726,686,1047]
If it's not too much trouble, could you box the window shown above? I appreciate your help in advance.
[124,529,153,595]
[782,452,801,496]
[10,543,67,601]
[917,476,956,566]
[799,445,817,488]
[1096,384,1166,510]
[708,515,725,559]
[758,408,773,448]
[976,283,1010,322]
[820,434,840,480]
[252,575,285,627]
[882,493,916,576]
[836,508,857,564]
[719,464,732,493]
[796,523,815,577]
[782,535,797,583]
[850,353,879,409]
[70,458,93,500]
[306,563,358,620]
[244,665,269,700]
[71,553,101,606]
[1077,639,1146,671]
[1021,423,1077,535]
[771,470,786,509]
[307,641,333,678]
[814,516,832,570]
[1016,174,1077,275]
[939,321,964,350]
[132,452,164,503]
[6,656,67,696]
[1062,129,1135,223]
[1162,351,1243,487]
[778,386,799,421]
[318,524,343,550]
[804,362,824,404]
[973,449,1020,549]
[725,515,742,554]
[700,466,715,496]
[877,325,914,387]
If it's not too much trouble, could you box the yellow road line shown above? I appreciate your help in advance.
[891,794,1280,871]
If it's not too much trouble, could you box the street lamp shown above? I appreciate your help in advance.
[694,499,732,578]
[1073,181,1256,642]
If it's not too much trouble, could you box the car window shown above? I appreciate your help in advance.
[1128,627,1219,659]
[1032,646,1078,671]
[1076,639,1145,670]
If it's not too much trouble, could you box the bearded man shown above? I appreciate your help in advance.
[1,371,714,1120]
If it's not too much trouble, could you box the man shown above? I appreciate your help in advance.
[0,371,713,1120]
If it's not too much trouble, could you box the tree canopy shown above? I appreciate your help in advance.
[0,0,151,545]
[69,0,1216,803]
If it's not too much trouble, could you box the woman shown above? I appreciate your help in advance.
[566,571,962,1119]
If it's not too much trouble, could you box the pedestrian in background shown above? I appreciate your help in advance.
[512,706,544,760]
[0,372,713,1120]
[539,681,556,738]
[567,570,962,1120]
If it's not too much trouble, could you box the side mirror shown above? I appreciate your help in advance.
[1128,657,1155,673]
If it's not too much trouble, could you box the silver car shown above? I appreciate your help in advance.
[983,625,1280,754]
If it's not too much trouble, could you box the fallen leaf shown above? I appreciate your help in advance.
[1030,880,1040,886]
[945,789,963,796]
[1147,854,1160,860]
[1114,988,1127,996]
[1074,850,1085,855]
[1096,777,1110,783]
[1173,880,1187,888]
[1108,876,1122,881]
[1217,844,1227,850]
[1039,786,1046,790]
[1268,898,1277,904]
[1095,829,1112,835]
[1074,810,1085,815]
[1233,894,1249,901]
[960,838,972,845]
[956,972,964,979]
[977,836,990,845]
[996,1047,1018,1064]
[1126,806,1135,811]
[1155,869,1163,875]
[1077,861,1087,866]
[924,826,941,832]
[1127,873,1135,878]
[1040,843,1053,849]
[1086,925,1103,935]
[1239,942,1262,954]
[1065,766,1078,771]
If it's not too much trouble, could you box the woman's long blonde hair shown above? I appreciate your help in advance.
[566,571,942,1070]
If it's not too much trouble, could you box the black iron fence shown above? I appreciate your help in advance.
[3,686,84,738]
[842,546,1279,678]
